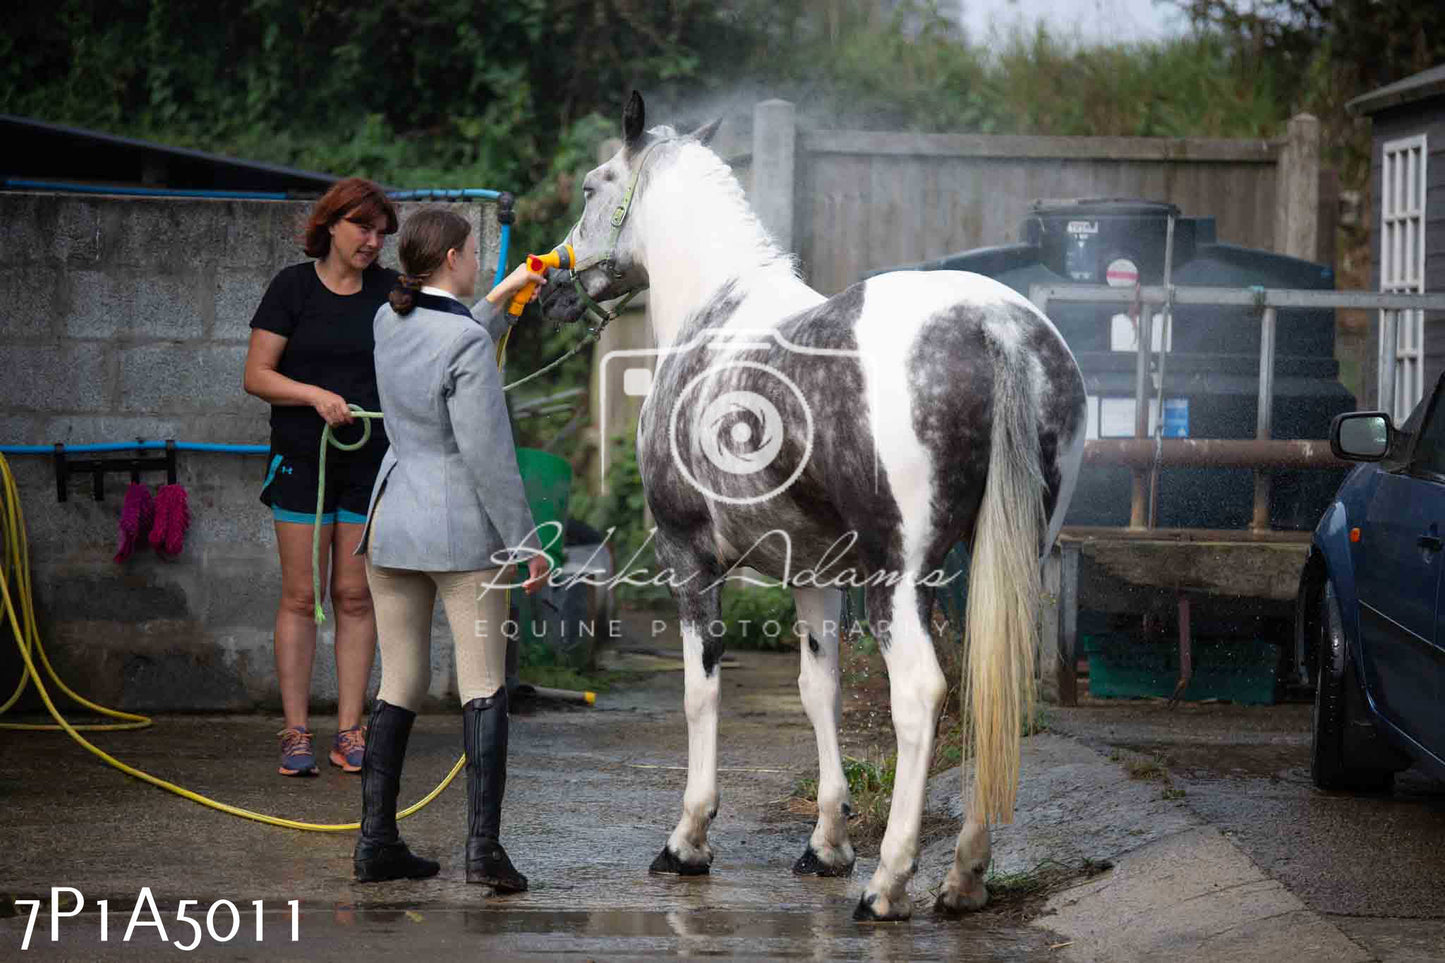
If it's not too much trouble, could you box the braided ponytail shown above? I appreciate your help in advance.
[389,273,426,315]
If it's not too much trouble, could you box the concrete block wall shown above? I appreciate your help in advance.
[0,191,503,713]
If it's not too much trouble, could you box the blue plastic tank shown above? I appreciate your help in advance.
[896,198,1354,530]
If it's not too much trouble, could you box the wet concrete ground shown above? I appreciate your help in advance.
[0,643,1059,960]
[6,629,1445,960]
[1048,699,1445,961]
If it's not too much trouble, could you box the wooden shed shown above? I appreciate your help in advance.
[1348,64,1445,422]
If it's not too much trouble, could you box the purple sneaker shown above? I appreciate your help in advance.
[330,726,366,773]
[278,726,318,777]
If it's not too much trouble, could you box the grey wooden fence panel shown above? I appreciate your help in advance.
[795,146,1287,294]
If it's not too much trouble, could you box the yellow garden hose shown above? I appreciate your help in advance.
[0,296,576,832]
[0,451,464,832]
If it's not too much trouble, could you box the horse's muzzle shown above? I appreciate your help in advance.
[537,270,587,325]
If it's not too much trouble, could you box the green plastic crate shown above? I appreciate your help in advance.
[514,446,570,574]
[511,445,569,611]
[1082,634,1280,705]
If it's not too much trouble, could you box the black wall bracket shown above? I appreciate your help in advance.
[54,440,177,503]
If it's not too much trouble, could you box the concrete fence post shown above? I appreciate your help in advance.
[752,99,796,253]
[1274,113,1321,261]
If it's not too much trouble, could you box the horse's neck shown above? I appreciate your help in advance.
[638,169,822,349]
[645,262,819,349]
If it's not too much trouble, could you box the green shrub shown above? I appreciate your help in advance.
[720,581,797,650]
[792,752,898,846]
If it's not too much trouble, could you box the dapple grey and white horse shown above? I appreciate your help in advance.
[540,92,1086,921]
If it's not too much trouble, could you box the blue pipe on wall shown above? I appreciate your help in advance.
[0,442,270,455]
[387,190,511,284]
[496,222,511,287]
[5,179,511,204]
[3,178,291,200]
[388,188,503,200]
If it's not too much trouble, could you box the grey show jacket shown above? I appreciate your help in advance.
[356,292,544,571]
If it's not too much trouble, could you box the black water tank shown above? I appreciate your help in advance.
[897,198,1354,531]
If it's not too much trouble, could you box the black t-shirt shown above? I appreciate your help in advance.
[249,262,397,457]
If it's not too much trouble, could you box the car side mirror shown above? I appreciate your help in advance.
[1331,411,1393,461]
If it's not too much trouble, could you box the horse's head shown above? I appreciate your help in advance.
[539,91,720,325]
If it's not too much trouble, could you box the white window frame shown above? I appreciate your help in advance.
[1379,133,1428,423]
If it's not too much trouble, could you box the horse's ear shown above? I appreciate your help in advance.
[623,91,645,147]
[692,117,722,146]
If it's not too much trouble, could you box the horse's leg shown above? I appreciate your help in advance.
[936,815,991,913]
[649,537,724,876]
[790,586,855,877]
[855,579,946,922]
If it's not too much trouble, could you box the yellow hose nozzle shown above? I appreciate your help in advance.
[508,243,574,316]
[524,684,598,706]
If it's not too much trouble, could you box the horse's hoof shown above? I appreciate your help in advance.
[852,891,912,922]
[792,844,855,878]
[933,881,989,916]
[649,844,711,876]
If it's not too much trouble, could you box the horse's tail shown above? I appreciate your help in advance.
[962,346,1045,825]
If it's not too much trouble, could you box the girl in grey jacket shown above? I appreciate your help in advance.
[352,208,551,892]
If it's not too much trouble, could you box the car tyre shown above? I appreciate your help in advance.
[1310,580,1395,793]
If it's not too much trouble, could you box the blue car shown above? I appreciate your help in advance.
[1297,380,1445,791]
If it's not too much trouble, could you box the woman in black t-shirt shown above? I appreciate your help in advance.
[243,177,399,779]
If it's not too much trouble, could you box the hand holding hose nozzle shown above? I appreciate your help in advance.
[507,243,574,316]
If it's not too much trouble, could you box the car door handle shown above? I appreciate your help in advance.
[1419,535,1443,551]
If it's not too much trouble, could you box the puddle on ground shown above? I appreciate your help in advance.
[322,905,1055,960]
[9,905,1061,961]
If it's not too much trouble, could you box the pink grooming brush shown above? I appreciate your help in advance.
[113,483,155,563]
[150,484,191,559]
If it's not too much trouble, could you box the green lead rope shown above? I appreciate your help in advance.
[496,294,635,392]
[313,407,379,624]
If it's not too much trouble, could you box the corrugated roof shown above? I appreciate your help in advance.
[1347,64,1445,117]
[1,114,344,194]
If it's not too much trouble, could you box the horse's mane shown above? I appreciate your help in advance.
[642,131,798,281]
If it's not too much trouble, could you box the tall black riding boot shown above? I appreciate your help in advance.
[463,689,527,892]
[353,700,440,883]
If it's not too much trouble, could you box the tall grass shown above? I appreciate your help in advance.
[761,18,1294,140]
[988,29,1287,138]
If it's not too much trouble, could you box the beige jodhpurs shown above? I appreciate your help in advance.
[363,496,511,710]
